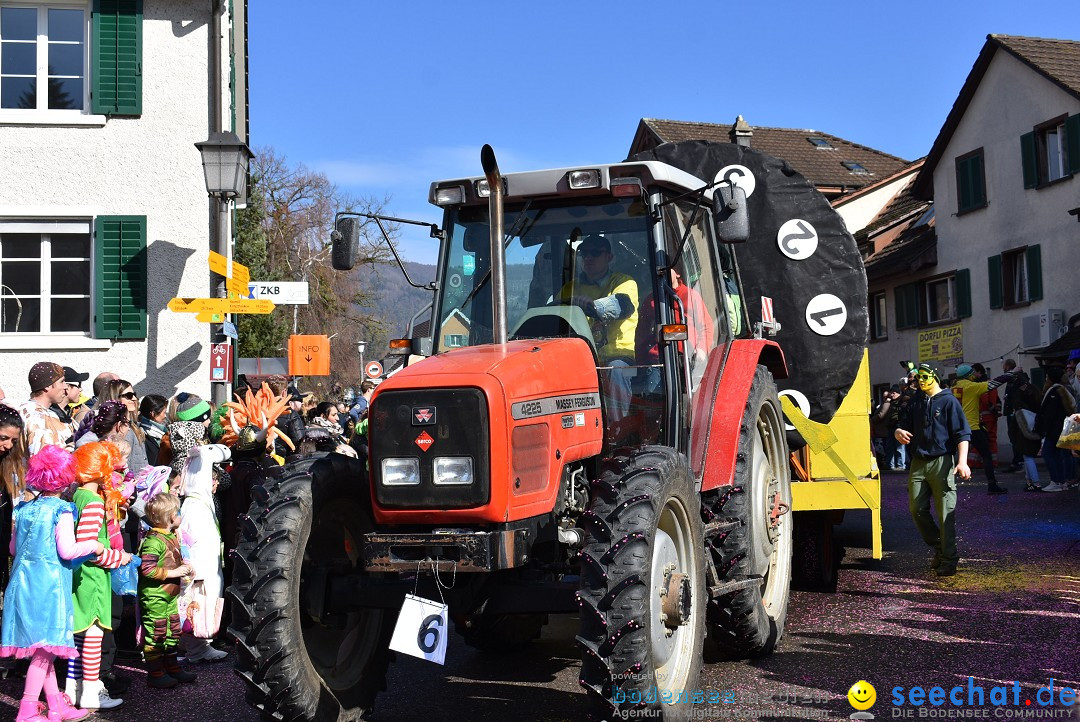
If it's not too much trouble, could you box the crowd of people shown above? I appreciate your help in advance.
[874,356,1080,579]
[0,361,376,720]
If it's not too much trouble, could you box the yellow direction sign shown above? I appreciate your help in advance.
[208,251,250,284]
[195,311,225,323]
[168,297,274,314]
[226,276,248,296]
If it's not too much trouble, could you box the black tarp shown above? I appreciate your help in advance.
[631,140,869,426]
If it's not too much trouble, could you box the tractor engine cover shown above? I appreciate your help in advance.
[368,337,603,525]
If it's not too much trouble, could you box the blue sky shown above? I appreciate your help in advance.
[249,1,1077,263]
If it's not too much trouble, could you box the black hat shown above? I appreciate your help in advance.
[287,386,312,403]
[578,234,611,253]
[63,366,89,384]
[916,363,940,381]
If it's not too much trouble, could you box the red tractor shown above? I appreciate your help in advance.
[228,140,868,721]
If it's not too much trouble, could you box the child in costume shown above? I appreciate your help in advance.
[138,492,196,688]
[178,443,231,662]
[67,441,131,710]
[1,445,103,722]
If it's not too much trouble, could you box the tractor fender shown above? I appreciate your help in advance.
[690,338,787,492]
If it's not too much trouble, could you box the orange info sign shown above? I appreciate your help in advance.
[288,334,331,376]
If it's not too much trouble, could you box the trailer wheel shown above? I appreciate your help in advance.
[705,365,792,657]
[227,454,394,722]
[456,612,547,653]
[577,446,705,721]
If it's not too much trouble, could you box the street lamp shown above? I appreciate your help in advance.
[195,131,253,199]
[196,130,254,406]
[357,341,367,377]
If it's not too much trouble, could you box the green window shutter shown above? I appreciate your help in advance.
[1020,131,1037,189]
[895,283,920,330]
[970,153,986,207]
[1026,244,1042,302]
[94,215,147,339]
[955,268,971,318]
[1066,114,1080,176]
[988,254,1003,309]
[956,157,972,211]
[92,0,143,116]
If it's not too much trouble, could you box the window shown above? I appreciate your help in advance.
[0,4,87,110]
[925,276,955,323]
[842,161,870,175]
[988,245,1042,309]
[870,291,887,340]
[895,269,971,330]
[1021,115,1080,188]
[955,148,986,213]
[0,222,91,332]
[0,215,146,339]
[808,137,833,149]
[444,333,465,348]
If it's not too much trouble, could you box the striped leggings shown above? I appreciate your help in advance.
[67,624,104,683]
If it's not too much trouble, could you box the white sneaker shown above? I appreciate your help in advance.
[64,677,80,702]
[185,644,228,662]
[77,679,123,709]
[1041,482,1065,492]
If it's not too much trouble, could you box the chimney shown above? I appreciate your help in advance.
[730,115,752,147]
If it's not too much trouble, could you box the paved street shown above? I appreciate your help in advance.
[1,467,1076,721]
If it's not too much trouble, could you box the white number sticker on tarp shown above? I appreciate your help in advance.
[713,164,756,197]
[804,294,847,336]
[776,219,818,260]
[389,594,448,665]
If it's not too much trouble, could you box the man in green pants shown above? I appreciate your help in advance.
[894,363,972,577]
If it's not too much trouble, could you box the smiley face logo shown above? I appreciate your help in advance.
[847,680,876,710]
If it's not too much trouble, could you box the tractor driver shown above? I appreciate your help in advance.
[557,234,639,420]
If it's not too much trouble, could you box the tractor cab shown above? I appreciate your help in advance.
[427,161,748,451]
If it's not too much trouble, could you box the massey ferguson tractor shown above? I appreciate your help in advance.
[227,140,878,721]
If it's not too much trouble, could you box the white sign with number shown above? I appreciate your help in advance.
[246,281,309,305]
[389,594,448,665]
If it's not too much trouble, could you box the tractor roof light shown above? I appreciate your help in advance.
[387,338,412,356]
[475,177,506,198]
[434,185,466,206]
[610,177,643,197]
[568,169,601,190]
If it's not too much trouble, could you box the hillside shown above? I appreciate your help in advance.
[354,261,438,348]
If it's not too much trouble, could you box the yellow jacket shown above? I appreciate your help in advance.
[558,271,639,364]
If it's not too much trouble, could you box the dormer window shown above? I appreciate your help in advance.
[808,137,833,149]
[843,161,871,175]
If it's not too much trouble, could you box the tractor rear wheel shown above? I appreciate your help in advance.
[228,453,394,722]
[704,365,792,657]
[577,446,705,721]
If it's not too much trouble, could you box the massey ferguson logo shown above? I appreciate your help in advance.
[412,407,435,425]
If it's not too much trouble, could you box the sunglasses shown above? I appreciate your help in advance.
[916,373,935,381]
[120,391,137,400]
[579,247,607,258]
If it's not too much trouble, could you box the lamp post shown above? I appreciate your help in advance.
[196,130,254,405]
[357,341,367,379]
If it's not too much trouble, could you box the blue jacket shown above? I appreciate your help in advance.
[899,389,971,459]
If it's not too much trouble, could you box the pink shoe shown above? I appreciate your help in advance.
[46,693,90,721]
[15,698,47,722]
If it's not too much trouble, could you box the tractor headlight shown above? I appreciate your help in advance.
[432,456,474,485]
[381,458,420,486]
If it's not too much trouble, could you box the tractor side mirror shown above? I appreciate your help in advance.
[331,217,361,270]
[712,184,749,243]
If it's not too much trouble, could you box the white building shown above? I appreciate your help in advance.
[867,34,1080,455]
[0,0,248,400]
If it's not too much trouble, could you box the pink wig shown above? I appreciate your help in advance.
[26,444,77,492]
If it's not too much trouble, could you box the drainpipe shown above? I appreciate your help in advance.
[209,0,228,404]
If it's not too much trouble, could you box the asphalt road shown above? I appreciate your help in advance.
[2,467,1077,721]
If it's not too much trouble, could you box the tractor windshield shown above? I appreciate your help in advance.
[436,197,654,356]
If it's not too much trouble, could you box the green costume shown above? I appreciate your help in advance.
[71,488,113,633]
[137,529,183,658]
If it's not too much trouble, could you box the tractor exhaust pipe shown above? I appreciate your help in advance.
[481,144,508,345]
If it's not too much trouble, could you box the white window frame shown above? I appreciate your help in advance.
[0,1,104,125]
[1042,122,1067,183]
[445,333,465,348]
[0,209,110,350]
[870,290,887,340]
[924,275,956,324]
[1003,247,1029,306]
